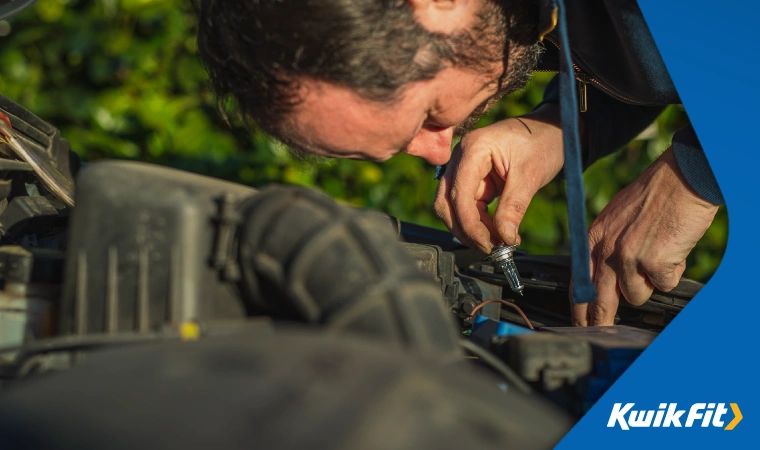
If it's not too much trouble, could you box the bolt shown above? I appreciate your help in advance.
[486,244,524,296]
[457,294,478,316]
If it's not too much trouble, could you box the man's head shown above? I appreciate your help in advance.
[197,0,542,165]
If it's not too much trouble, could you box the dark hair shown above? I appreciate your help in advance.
[196,0,540,141]
[197,1,450,134]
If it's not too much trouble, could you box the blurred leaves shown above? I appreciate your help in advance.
[0,0,726,282]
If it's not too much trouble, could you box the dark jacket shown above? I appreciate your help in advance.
[535,0,724,205]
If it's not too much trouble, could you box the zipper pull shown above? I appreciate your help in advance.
[577,73,588,113]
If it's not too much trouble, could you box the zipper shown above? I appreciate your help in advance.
[540,35,644,112]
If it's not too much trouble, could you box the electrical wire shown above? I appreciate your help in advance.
[459,340,532,394]
[469,299,535,330]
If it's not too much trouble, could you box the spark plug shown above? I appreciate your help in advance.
[486,244,524,296]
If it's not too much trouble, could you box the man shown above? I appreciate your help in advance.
[195,0,723,326]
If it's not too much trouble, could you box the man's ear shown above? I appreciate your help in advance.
[407,0,477,34]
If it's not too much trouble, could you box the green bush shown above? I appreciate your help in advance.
[0,0,726,282]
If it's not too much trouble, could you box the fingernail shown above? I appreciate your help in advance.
[516,233,522,246]
[501,222,518,244]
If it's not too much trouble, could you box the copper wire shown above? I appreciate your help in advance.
[468,299,535,330]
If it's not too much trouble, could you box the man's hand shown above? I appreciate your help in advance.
[434,104,566,253]
[572,147,719,326]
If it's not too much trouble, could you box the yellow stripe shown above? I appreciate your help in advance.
[725,403,742,430]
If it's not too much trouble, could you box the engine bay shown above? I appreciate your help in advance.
[0,93,698,444]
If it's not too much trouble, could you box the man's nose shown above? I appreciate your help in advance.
[402,126,454,166]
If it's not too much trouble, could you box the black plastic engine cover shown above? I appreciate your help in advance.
[59,161,256,335]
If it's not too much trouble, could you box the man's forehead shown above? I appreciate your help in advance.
[289,79,422,151]
[294,78,405,117]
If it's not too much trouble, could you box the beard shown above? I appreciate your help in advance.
[454,43,544,137]
[444,0,545,138]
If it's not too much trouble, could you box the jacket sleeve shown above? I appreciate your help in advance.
[671,124,724,205]
[538,75,724,205]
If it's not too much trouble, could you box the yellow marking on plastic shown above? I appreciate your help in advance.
[180,322,200,341]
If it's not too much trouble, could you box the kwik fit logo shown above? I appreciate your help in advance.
[608,403,743,430]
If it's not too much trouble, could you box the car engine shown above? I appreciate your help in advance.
[0,92,697,431]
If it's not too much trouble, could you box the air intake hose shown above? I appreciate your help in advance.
[235,185,462,362]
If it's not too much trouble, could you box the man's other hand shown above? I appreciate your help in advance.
[572,147,719,326]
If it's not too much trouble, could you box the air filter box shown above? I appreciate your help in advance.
[59,161,256,335]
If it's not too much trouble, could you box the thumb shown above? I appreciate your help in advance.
[492,176,537,246]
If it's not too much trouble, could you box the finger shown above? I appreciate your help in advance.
[646,260,686,293]
[449,146,498,253]
[492,174,536,246]
[434,156,494,251]
[477,200,500,246]
[570,295,590,326]
[618,258,654,307]
[434,169,480,250]
[434,170,456,231]
[590,256,620,326]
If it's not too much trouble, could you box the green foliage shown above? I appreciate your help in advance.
[0,0,726,282]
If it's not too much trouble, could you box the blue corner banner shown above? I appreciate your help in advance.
[558,1,757,448]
